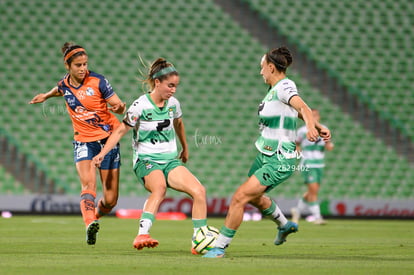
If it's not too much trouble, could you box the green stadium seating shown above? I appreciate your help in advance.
[0,0,412,201]
[242,0,414,141]
[0,166,27,194]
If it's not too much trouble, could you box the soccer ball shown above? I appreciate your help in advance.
[191,225,219,254]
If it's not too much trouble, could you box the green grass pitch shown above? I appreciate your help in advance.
[0,216,413,274]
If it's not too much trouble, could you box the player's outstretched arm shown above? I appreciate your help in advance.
[29,86,61,104]
[93,122,131,167]
[107,94,126,114]
[289,96,319,142]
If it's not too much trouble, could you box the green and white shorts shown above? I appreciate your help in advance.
[302,167,324,184]
[133,159,182,186]
[248,152,296,193]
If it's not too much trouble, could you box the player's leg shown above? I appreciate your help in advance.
[304,181,325,224]
[96,168,120,218]
[167,165,207,230]
[95,144,121,219]
[250,194,298,245]
[167,165,208,254]
[75,159,99,245]
[204,175,266,258]
[291,168,317,223]
[248,154,298,246]
[132,169,166,250]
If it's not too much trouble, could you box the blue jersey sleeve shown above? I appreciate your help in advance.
[89,71,115,100]
[99,77,115,100]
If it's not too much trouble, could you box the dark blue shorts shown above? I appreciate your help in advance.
[73,138,121,170]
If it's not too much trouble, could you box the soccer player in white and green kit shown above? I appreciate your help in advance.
[291,109,334,225]
[203,47,331,258]
[93,58,209,253]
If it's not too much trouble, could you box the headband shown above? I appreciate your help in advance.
[152,66,177,79]
[64,48,86,62]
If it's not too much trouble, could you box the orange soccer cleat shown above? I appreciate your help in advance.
[133,234,159,250]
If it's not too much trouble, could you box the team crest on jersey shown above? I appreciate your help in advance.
[145,162,153,170]
[267,91,275,101]
[86,87,94,96]
[168,108,174,118]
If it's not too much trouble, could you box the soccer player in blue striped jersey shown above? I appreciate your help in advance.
[93,58,208,252]
[204,47,331,258]
[291,109,334,225]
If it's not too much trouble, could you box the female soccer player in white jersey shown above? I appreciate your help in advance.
[203,47,331,258]
[93,58,208,252]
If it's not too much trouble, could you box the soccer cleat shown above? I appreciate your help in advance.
[274,221,298,245]
[133,234,159,250]
[86,220,100,245]
[191,248,199,255]
[312,218,327,225]
[290,207,300,224]
[202,247,225,258]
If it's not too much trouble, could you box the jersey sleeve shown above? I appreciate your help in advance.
[98,76,115,100]
[174,98,182,118]
[277,80,298,104]
[123,99,141,127]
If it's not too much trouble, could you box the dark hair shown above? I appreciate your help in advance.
[265,46,292,73]
[144,58,178,90]
[61,42,87,65]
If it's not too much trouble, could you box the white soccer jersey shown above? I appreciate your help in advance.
[296,124,329,168]
[123,93,182,164]
[255,78,299,157]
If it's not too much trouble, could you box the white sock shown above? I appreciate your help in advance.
[138,218,152,235]
[273,204,288,227]
[214,233,233,249]
[262,201,288,227]
[309,203,322,220]
[297,198,307,214]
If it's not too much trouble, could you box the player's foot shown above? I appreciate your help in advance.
[312,218,327,225]
[202,247,225,258]
[191,248,199,255]
[133,234,159,250]
[274,221,298,245]
[290,207,300,224]
[86,220,100,245]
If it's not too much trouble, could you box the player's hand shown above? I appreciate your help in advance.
[92,154,104,168]
[179,148,189,163]
[109,102,126,114]
[29,93,47,104]
[318,126,331,142]
[306,127,320,142]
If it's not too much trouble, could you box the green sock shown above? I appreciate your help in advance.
[192,218,207,228]
[192,218,208,235]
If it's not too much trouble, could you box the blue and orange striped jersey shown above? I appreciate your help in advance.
[57,71,120,142]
